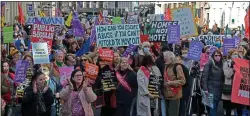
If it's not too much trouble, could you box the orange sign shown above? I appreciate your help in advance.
[99,48,114,63]
[231,58,250,105]
[85,63,99,80]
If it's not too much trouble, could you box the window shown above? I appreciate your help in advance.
[197,9,201,18]
[99,2,103,8]
[86,2,90,8]
[237,7,240,23]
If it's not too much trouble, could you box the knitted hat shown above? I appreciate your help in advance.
[10,49,19,56]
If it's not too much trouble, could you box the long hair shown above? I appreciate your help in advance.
[116,57,134,71]
[141,55,155,67]
[211,50,223,66]
[70,69,84,91]
[22,55,34,64]
[69,41,80,51]
[1,60,9,73]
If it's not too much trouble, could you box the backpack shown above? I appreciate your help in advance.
[172,63,190,87]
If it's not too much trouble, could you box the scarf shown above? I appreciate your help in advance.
[37,87,46,114]
[56,61,63,67]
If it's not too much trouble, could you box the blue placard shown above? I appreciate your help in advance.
[187,41,203,61]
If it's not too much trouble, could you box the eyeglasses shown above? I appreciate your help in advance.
[215,55,221,57]
[75,75,83,77]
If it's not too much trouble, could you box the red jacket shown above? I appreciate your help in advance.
[1,72,17,103]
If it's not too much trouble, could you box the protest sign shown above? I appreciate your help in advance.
[140,34,149,43]
[112,17,122,24]
[3,27,13,43]
[234,36,241,47]
[99,48,114,63]
[148,75,162,98]
[223,38,235,56]
[31,38,52,54]
[149,21,178,42]
[32,43,49,64]
[231,58,250,105]
[26,17,65,25]
[188,35,225,46]
[201,90,214,109]
[101,69,116,91]
[187,41,203,61]
[209,46,218,55]
[32,24,54,39]
[85,63,99,80]
[59,66,74,87]
[167,25,180,44]
[127,15,138,24]
[171,6,198,38]
[96,24,140,47]
[14,60,29,83]
[200,53,209,71]
[122,44,137,57]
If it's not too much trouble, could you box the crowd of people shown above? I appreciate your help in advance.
[1,13,250,116]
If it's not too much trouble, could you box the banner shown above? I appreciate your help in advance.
[14,60,29,83]
[244,9,249,39]
[122,44,137,57]
[31,38,52,54]
[32,43,49,64]
[171,7,198,38]
[96,24,140,47]
[112,17,122,24]
[59,66,74,87]
[167,25,180,44]
[223,38,235,56]
[32,24,54,39]
[85,63,99,80]
[149,21,178,42]
[99,48,114,63]
[187,41,203,61]
[188,35,225,46]
[26,17,65,25]
[3,27,13,43]
[231,58,250,105]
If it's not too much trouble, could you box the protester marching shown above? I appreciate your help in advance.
[1,1,250,116]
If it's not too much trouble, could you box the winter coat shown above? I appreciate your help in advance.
[201,59,225,100]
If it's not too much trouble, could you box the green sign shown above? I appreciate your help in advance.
[3,27,13,43]
[112,17,122,24]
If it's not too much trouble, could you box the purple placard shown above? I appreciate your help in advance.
[15,60,29,83]
[223,38,236,56]
[167,25,180,44]
[59,66,74,87]
[234,36,240,47]
[122,44,138,57]
[209,46,218,56]
[58,35,65,40]
[187,41,203,61]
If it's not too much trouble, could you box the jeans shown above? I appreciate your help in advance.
[209,99,219,116]
[51,105,56,116]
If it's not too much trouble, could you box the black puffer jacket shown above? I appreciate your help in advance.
[201,59,225,100]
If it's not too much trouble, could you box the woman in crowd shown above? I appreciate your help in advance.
[222,49,244,116]
[163,51,186,116]
[93,54,118,116]
[65,54,76,66]
[113,52,120,70]
[137,55,162,116]
[48,50,66,116]
[9,48,20,72]
[1,60,18,115]
[115,57,137,116]
[60,69,97,116]
[201,50,224,116]
[22,71,54,116]
[238,45,247,58]
[75,55,93,71]
[68,40,80,54]
[133,42,151,72]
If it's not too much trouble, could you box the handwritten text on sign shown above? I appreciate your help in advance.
[26,17,65,25]
[15,60,29,83]
[95,24,140,47]
[32,43,49,64]
[187,41,203,61]
[149,21,178,42]
[32,24,54,39]
[171,7,198,38]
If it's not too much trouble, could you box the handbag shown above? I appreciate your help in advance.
[6,103,21,116]
[222,84,232,94]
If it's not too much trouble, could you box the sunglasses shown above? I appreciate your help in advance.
[215,55,221,57]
